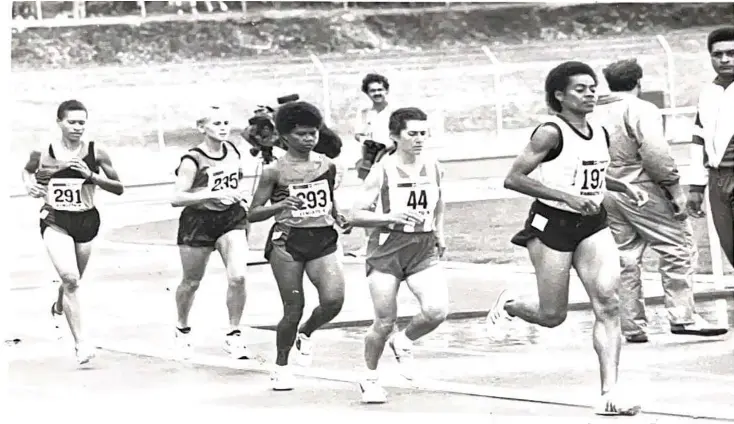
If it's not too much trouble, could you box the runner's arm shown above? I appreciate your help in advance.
[349,163,390,227]
[434,162,446,244]
[21,150,41,186]
[247,165,284,222]
[171,157,220,207]
[504,124,572,204]
[604,175,630,193]
[91,145,124,195]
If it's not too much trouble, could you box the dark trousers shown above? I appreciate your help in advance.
[708,167,734,267]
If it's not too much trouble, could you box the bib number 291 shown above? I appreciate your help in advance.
[54,188,81,205]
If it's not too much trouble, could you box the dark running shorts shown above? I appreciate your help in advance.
[39,206,101,244]
[177,204,248,248]
[264,224,338,263]
[511,200,608,253]
[365,230,439,280]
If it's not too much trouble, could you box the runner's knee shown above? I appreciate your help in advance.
[282,300,305,325]
[179,278,202,293]
[591,283,620,319]
[58,272,80,292]
[372,316,396,336]
[320,291,344,315]
[421,303,448,323]
[538,308,567,328]
[227,274,246,289]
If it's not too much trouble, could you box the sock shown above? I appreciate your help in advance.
[365,369,379,381]
[393,330,412,347]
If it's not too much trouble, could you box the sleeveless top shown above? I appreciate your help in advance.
[36,141,99,213]
[377,154,441,233]
[533,115,611,213]
[176,141,243,211]
[270,153,336,228]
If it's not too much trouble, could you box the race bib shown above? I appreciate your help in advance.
[575,160,608,197]
[391,181,439,220]
[48,178,86,211]
[206,165,241,192]
[289,179,331,218]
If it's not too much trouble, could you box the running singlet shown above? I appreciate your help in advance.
[176,141,244,211]
[35,141,99,212]
[533,115,610,213]
[270,153,336,228]
[378,155,441,233]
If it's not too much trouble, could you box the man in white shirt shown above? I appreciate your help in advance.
[354,73,395,180]
[687,27,734,269]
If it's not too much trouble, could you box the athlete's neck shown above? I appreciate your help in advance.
[202,137,224,154]
[286,149,311,162]
[557,111,588,132]
[396,149,417,165]
[59,136,82,150]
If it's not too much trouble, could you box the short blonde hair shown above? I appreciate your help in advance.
[196,105,229,126]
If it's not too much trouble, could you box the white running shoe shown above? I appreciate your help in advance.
[174,328,193,360]
[271,366,295,391]
[359,379,387,404]
[223,332,252,360]
[387,333,415,380]
[75,343,95,366]
[595,388,642,416]
[294,333,313,367]
[485,289,515,337]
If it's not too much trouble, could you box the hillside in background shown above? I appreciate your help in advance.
[12,2,734,69]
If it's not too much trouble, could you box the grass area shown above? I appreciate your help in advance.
[106,197,729,275]
[11,31,711,154]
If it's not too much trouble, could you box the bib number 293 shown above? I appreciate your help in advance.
[296,189,328,209]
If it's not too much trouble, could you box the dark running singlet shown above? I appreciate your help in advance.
[36,141,99,213]
[270,153,337,228]
[176,141,244,211]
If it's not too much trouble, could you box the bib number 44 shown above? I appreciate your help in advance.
[406,189,428,209]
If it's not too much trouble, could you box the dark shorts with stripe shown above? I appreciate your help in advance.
[264,224,339,263]
[39,206,101,244]
[177,204,248,248]
[511,200,608,253]
[365,230,439,280]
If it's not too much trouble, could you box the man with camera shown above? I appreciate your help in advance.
[354,73,395,180]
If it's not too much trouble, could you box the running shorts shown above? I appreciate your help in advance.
[264,224,339,263]
[511,200,608,252]
[365,230,439,280]
[177,203,248,248]
[39,206,101,244]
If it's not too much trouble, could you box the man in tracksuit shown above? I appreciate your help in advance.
[687,27,734,271]
[594,58,728,343]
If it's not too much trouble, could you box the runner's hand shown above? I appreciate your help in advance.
[624,185,649,207]
[26,183,47,198]
[68,158,93,179]
[278,196,305,211]
[563,195,600,216]
[388,210,425,226]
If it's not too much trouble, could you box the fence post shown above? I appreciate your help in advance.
[154,86,166,151]
[481,46,504,140]
[139,0,147,18]
[35,0,43,20]
[309,53,332,126]
[655,35,677,111]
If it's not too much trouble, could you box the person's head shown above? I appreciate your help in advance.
[361,73,390,105]
[707,27,734,78]
[545,61,598,115]
[274,101,323,153]
[196,105,231,142]
[603,59,643,95]
[56,99,88,142]
[389,107,429,156]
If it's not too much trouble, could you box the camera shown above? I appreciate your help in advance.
[242,94,300,164]
[357,139,393,180]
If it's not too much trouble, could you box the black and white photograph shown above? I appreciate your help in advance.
[5,0,734,420]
